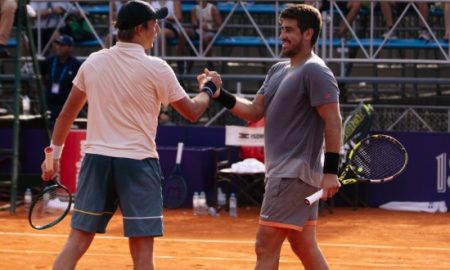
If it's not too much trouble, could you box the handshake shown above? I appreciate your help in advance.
[197,68,222,98]
[197,68,236,110]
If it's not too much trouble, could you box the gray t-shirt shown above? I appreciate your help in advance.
[258,53,339,187]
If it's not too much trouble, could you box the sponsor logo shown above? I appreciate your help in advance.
[436,153,450,193]
[239,132,264,140]
[239,133,249,139]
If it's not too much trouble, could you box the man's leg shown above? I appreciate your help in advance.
[380,2,395,29]
[53,228,95,270]
[337,2,361,37]
[129,236,155,270]
[287,225,329,270]
[0,0,17,45]
[254,224,287,270]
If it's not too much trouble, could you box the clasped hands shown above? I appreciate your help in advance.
[197,68,222,98]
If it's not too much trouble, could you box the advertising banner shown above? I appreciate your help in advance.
[367,131,450,207]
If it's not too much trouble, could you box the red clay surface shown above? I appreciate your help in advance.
[0,206,449,269]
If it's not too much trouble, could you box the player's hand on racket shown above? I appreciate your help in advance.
[30,147,72,230]
[305,134,408,205]
[41,147,59,181]
[321,174,341,200]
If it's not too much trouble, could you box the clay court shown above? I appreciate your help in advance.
[1,206,449,270]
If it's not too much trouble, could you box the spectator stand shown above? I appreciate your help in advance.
[322,0,450,102]
[4,0,450,105]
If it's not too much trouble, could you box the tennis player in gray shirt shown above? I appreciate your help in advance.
[209,4,342,270]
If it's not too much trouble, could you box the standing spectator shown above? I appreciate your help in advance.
[0,0,17,58]
[192,0,222,69]
[30,1,76,53]
[211,4,342,269]
[40,35,81,122]
[41,1,221,269]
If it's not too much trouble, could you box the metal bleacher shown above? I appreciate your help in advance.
[3,0,450,105]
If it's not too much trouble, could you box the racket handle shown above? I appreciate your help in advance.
[304,189,324,205]
[44,146,54,171]
[176,142,184,164]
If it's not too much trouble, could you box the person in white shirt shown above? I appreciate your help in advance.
[41,1,221,269]
[192,1,222,69]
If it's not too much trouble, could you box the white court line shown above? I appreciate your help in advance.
[0,248,449,269]
[1,231,450,252]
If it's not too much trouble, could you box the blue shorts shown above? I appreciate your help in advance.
[71,154,164,237]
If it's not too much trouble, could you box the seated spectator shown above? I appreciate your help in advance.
[150,1,183,51]
[104,0,127,48]
[150,0,194,74]
[191,1,222,69]
[313,0,361,38]
[40,35,81,122]
[0,0,17,58]
[445,3,449,41]
[380,2,430,40]
[30,1,77,53]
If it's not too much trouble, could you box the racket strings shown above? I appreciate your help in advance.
[30,186,72,228]
[352,139,406,179]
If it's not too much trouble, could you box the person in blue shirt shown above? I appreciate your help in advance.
[41,35,81,122]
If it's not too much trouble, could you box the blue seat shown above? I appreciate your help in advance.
[182,3,288,14]
[169,36,275,47]
[76,39,102,47]
[7,36,102,48]
[80,4,110,14]
[6,37,16,47]
[317,38,342,47]
[347,38,449,49]
[215,36,275,46]
[218,3,288,14]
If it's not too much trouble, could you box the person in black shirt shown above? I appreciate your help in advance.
[41,35,81,122]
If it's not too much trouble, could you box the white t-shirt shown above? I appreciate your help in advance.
[151,0,176,20]
[73,42,187,160]
[193,3,215,31]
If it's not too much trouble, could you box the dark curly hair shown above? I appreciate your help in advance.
[280,4,322,47]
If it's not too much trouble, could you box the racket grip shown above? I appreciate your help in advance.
[304,189,324,206]
[176,142,184,164]
[44,146,54,171]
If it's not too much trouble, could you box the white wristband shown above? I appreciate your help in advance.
[50,143,64,159]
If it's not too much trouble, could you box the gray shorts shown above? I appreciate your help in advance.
[259,177,319,232]
[71,154,164,237]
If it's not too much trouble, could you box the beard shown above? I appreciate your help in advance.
[281,40,302,58]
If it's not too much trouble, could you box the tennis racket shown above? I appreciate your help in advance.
[162,142,188,209]
[343,103,374,144]
[341,103,374,165]
[28,147,73,230]
[305,134,408,205]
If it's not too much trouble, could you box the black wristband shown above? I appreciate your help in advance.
[216,88,237,109]
[323,152,340,174]
[201,81,217,97]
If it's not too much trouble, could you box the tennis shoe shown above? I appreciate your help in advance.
[418,30,431,41]
[382,29,397,40]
